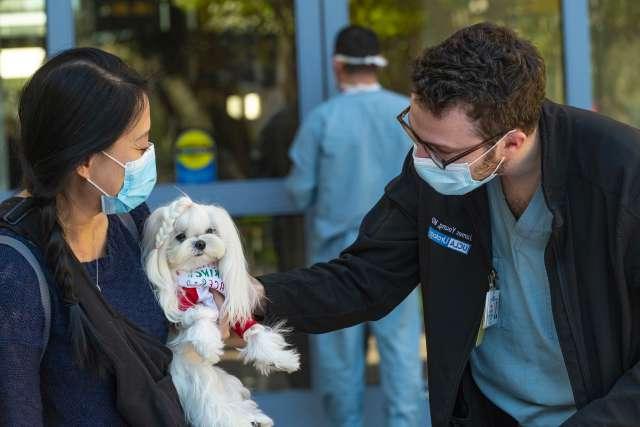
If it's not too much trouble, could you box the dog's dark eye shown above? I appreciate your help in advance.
[175,233,186,242]
[205,227,215,234]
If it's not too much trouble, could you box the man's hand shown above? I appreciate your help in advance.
[212,291,230,340]
[213,289,248,347]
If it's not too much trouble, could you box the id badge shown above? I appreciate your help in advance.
[482,288,500,329]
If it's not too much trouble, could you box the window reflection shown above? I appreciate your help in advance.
[590,0,640,126]
[0,0,46,190]
[75,0,298,183]
[350,0,564,103]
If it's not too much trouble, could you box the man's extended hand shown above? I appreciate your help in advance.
[213,277,266,348]
[212,291,230,340]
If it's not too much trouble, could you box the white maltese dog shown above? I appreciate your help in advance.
[142,196,300,427]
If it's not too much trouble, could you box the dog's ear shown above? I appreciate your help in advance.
[142,205,168,260]
[142,204,184,323]
[145,246,182,323]
[210,205,257,325]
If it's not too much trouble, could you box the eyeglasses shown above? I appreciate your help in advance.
[396,106,506,169]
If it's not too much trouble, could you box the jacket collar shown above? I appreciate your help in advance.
[539,99,572,229]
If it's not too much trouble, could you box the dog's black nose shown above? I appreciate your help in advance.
[194,240,206,251]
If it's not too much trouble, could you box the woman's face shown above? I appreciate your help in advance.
[86,97,152,200]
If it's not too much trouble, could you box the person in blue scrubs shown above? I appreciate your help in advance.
[286,26,426,427]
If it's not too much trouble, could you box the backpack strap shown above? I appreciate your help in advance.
[2,197,31,225]
[0,202,136,363]
[0,235,51,362]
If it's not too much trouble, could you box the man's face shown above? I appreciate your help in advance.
[408,96,517,180]
[409,97,486,161]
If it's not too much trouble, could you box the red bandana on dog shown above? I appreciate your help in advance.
[176,263,225,311]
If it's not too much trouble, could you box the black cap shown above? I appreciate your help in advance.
[334,25,381,57]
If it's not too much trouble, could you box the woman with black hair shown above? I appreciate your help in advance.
[0,48,186,425]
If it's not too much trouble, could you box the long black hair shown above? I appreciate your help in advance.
[17,47,148,371]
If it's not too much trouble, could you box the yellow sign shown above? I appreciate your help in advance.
[176,129,215,170]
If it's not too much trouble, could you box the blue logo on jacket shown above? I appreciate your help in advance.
[428,226,471,255]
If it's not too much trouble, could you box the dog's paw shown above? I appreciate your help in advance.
[183,317,225,363]
[239,324,301,375]
[249,412,273,427]
[252,348,300,375]
[192,340,223,364]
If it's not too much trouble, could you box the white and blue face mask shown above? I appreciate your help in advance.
[87,143,157,214]
[412,137,506,196]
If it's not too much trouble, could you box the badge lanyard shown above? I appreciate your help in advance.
[466,197,500,347]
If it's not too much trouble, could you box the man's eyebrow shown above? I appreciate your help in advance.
[419,137,453,152]
[407,112,454,152]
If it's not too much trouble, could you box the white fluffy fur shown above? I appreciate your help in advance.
[170,344,273,427]
[239,323,300,375]
[142,196,299,427]
[208,204,258,326]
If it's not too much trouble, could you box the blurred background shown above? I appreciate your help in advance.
[0,0,637,425]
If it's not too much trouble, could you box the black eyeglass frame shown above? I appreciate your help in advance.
[396,106,507,169]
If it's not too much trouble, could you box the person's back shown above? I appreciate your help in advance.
[286,25,425,427]
[291,87,411,260]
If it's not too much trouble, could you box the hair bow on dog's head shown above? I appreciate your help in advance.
[153,197,194,249]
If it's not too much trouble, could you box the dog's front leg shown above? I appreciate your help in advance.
[239,323,300,375]
[180,305,224,364]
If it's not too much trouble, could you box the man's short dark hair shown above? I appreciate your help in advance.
[412,22,546,138]
[334,25,380,74]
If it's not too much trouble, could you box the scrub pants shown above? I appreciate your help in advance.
[311,287,426,427]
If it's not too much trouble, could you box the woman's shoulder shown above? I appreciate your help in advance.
[0,229,47,340]
[0,229,47,294]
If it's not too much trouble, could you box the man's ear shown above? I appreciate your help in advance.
[333,59,346,83]
[332,58,342,74]
[502,129,528,153]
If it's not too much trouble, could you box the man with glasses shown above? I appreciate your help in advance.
[285,25,424,427]
[253,22,640,426]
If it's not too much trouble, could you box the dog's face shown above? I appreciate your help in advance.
[165,203,226,271]
[143,197,257,325]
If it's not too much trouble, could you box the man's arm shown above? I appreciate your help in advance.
[561,360,640,426]
[561,216,640,426]
[258,155,420,333]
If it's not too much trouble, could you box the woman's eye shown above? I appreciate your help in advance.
[135,144,151,154]
[175,233,186,242]
[205,228,215,234]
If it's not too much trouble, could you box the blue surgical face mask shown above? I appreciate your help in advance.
[87,143,157,214]
[412,141,505,196]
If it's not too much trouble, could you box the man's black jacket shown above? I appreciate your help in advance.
[259,100,640,426]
